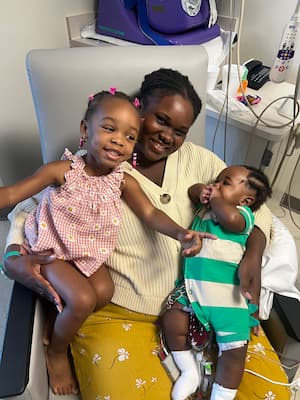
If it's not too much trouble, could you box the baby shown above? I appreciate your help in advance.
[161,165,272,400]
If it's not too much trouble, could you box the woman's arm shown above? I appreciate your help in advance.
[4,193,63,311]
[3,244,62,311]
[239,227,265,311]
[239,204,272,302]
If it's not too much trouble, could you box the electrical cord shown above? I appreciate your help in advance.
[243,95,300,183]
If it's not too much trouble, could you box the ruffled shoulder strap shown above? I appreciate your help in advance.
[62,148,85,170]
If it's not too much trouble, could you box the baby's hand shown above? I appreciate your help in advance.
[200,184,212,204]
[179,230,217,257]
[208,183,222,200]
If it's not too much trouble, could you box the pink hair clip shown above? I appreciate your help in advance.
[109,87,117,95]
[133,97,141,108]
[88,94,94,101]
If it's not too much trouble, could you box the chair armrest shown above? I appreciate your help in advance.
[0,282,36,397]
[273,293,300,341]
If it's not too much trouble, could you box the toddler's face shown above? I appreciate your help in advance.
[87,98,140,172]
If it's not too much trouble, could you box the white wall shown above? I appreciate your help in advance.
[0,1,95,185]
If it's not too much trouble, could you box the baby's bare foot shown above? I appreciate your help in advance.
[45,346,78,395]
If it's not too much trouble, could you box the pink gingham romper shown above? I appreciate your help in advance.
[25,149,123,277]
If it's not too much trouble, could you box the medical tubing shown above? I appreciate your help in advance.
[211,0,234,159]
[238,95,299,174]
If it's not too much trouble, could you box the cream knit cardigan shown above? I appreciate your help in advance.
[7,142,271,316]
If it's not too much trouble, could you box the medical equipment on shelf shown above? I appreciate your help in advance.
[95,0,220,45]
[270,0,300,83]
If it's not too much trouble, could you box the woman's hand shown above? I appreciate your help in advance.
[4,245,63,313]
[179,230,217,257]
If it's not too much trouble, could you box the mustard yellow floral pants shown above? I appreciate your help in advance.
[71,303,290,400]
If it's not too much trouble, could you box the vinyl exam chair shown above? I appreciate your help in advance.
[0,45,209,400]
[1,45,299,400]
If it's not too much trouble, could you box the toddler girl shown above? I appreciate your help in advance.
[0,90,210,395]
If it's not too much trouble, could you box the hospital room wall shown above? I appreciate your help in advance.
[0,1,95,187]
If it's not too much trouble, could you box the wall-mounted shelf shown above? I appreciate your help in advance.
[66,12,239,48]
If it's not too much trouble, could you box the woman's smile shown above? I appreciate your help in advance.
[149,137,171,154]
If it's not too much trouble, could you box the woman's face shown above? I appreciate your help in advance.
[137,94,194,162]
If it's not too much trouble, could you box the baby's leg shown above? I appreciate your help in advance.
[161,302,190,350]
[41,259,97,395]
[211,343,248,400]
[88,263,114,310]
[161,304,200,400]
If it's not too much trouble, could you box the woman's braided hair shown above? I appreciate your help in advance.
[139,68,202,122]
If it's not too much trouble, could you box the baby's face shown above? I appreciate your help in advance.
[214,166,256,207]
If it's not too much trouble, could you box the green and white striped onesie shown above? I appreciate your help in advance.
[184,205,256,344]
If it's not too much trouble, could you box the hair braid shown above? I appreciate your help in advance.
[83,90,139,122]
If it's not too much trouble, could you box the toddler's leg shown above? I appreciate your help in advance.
[88,263,114,310]
[211,344,248,400]
[161,304,200,400]
[41,259,98,395]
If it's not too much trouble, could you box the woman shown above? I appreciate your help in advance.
[4,68,290,399]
